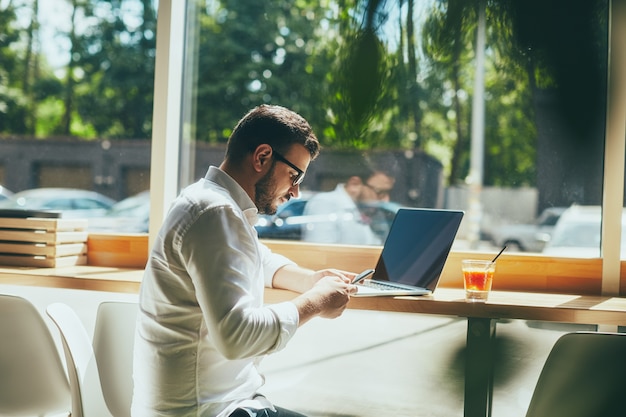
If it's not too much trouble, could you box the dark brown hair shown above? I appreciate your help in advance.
[225,105,320,164]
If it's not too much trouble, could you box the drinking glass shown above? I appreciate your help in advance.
[462,260,495,302]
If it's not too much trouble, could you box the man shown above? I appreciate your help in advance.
[301,165,396,245]
[132,105,358,417]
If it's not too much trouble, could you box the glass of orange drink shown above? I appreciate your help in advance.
[462,260,495,302]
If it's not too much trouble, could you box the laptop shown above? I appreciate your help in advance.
[354,208,464,297]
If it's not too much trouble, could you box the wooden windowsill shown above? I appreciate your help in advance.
[0,233,622,296]
[262,240,625,295]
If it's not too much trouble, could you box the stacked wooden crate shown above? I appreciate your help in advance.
[0,213,88,267]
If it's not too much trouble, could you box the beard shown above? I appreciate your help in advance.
[255,161,281,215]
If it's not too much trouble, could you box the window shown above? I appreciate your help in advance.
[3,0,626,296]
[152,0,624,296]
[170,0,612,255]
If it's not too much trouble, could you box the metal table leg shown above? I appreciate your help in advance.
[464,317,497,417]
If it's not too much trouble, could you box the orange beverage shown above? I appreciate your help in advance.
[462,260,495,302]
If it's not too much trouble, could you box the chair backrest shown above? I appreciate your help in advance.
[0,294,70,416]
[47,302,110,417]
[93,301,139,417]
[525,331,626,417]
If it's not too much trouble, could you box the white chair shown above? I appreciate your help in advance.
[46,302,110,417]
[0,294,71,416]
[93,302,138,417]
[47,301,138,417]
[525,331,626,417]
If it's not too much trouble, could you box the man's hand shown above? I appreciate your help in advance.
[273,265,357,293]
[291,275,358,325]
[311,268,357,285]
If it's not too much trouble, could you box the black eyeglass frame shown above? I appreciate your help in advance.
[272,149,305,187]
[364,182,392,198]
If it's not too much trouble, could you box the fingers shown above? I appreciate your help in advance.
[317,268,357,284]
[326,273,351,284]
[307,275,360,320]
[320,274,358,295]
[345,283,358,295]
[330,271,354,284]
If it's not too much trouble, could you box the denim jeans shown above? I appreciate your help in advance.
[229,405,307,417]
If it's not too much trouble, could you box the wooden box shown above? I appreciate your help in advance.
[0,217,88,267]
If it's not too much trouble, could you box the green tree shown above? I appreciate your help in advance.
[0,0,68,137]
[20,0,42,134]
[481,0,536,187]
[1,0,567,192]
[421,0,478,185]
[0,1,28,133]
[192,0,335,144]
[327,0,393,147]
[418,0,541,187]
[57,0,89,136]
[72,0,157,139]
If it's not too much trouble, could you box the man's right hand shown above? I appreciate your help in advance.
[291,275,357,325]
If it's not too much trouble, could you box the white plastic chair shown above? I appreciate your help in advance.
[46,302,110,417]
[93,302,138,417]
[0,294,71,416]
[525,331,626,417]
[47,301,138,417]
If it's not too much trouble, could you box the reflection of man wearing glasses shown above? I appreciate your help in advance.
[302,167,395,245]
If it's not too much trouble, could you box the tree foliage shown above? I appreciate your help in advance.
[71,0,157,138]
[192,0,334,145]
[0,0,609,187]
[0,2,27,133]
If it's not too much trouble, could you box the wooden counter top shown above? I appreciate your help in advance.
[3,265,626,326]
[266,287,626,326]
[0,265,143,293]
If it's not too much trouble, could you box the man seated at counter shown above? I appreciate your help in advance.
[131,105,359,417]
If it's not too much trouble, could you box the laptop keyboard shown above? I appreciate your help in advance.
[361,280,402,291]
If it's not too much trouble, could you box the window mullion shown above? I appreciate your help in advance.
[149,0,187,250]
[601,0,626,296]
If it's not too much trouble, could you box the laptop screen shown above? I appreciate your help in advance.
[372,208,464,291]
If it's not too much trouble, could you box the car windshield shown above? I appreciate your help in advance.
[107,194,149,218]
[537,209,564,226]
[276,200,306,219]
[550,222,601,248]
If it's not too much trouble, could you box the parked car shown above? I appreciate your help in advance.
[255,197,403,242]
[0,187,116,218]
[255,198,309,240]
[490,207,566,252]
[88,191,150,233]
[542,205,626,258]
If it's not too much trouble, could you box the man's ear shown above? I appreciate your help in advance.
[252,144,273,173]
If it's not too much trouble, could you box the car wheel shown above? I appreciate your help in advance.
[504,241,524,252]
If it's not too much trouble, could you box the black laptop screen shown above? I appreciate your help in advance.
[372,208,464,291]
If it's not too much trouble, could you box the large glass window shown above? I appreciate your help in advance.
[0,0,618,260]
[178,0,609,255]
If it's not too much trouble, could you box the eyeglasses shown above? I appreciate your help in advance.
[365,183,392,198]
[272,149,305,187]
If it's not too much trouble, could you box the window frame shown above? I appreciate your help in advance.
[601,0,626,295]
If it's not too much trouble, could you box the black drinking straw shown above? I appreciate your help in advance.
[491,245,507,263]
